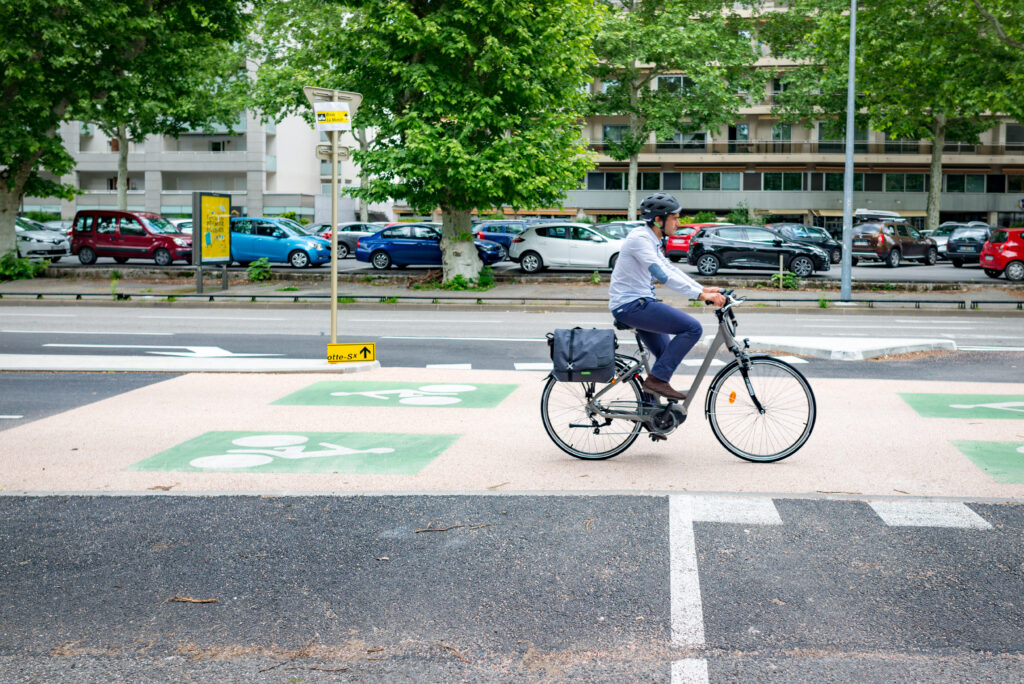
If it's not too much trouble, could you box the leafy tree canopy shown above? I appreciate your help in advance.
[0,0,249,254]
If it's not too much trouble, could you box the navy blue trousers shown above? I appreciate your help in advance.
[611,298,703,382]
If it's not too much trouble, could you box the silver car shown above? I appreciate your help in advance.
[508,222,624,273]
[16,217,71,261]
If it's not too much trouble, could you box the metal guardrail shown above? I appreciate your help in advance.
[2,291,1021,310]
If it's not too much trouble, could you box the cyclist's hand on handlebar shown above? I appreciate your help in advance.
[702,286,722,294]
[699,292,727,307]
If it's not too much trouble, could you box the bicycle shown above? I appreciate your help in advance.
[540,290,816,462]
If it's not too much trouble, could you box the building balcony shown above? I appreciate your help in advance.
[587,141,1024,163]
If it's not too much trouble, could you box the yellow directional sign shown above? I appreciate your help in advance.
[328,342,376,363]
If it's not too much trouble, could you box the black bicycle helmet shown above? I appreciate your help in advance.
[639,192,682,221]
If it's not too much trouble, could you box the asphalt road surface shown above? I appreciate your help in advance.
[1,495,1021,682]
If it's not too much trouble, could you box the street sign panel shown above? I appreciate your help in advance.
[327,342,375,363]
[316,144,350,162]
[313,101,352,132]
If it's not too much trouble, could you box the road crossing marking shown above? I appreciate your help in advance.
[669,496,705,649]
[691,495,783,525]
[868,501,992,529]
[514,362,554,371]
[672,658,709,684]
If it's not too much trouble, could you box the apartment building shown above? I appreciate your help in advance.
[23,112,338,222]
[570,77,1024,232]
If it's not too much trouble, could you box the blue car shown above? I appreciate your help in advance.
[229,217,331,268]
[473,219,526,258]
[355,222,504,269]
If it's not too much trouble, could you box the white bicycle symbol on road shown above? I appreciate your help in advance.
[329,383,478,406]
[190,435,395,470]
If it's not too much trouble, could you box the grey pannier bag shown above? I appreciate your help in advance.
[547,327,617,382]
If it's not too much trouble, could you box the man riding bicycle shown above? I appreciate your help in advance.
[609,192,726,401]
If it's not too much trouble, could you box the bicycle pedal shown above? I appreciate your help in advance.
[649,433,667,442]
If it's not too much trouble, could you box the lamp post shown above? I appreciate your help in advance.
[840,0,858,301]
[303,87,362,344]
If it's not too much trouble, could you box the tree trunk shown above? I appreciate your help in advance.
[355,129,369,221]
[926,113,945,232]
[117,124,129,211]
[0,159,35,256]
[439,205,482,283]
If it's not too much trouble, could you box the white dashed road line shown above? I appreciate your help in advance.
[425,363,472,370]
[868,501,993,529]
[0,415,24,420]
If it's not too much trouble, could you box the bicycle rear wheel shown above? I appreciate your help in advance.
[705,356,815,463]
[541,373,644,460]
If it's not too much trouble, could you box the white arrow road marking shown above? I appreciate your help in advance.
[42,344,281,358]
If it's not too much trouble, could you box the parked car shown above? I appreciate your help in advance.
[169,218,193,235]
[229,216,331,268]
[15,217,71,261]
[355,222,504,269]
[765,223,842,264]
[945,224,992,267]
[923,221,966,260]
[474,220,526,258]
[43,219,74,236]
[508,222,624,273]
[71,209,191,265]
[665,223,727,262]
[596,221,646,240]
[310,221,387,258]
[980,227,1024,281]
[687,225,830,277]
[850,220,938,267]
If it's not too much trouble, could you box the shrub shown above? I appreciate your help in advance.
[247,257,272,282]
[0,252,49,281]
[770,272,801,289]
[590,270,601,284]
[477,265,495,288]
[693,211,717,223]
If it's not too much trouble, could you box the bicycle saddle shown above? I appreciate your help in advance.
[613,320,634,331]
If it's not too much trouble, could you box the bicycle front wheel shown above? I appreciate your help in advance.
[541,374,644,460]
[705,356,816,463]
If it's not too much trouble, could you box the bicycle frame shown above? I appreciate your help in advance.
[585,294,749,424]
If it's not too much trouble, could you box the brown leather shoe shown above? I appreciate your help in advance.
[642,376,687,401]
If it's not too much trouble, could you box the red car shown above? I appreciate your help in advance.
[980,227,1024,281]
[665,223,727,262]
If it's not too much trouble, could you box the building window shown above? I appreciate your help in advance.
[657,75,694,94]
[728,124,750,153]
[702,172,741,191]
[639,172,660,190]
[818,121,869,153]
[825,172,864,191]
[601,79,619,94]
[1006,124,1024,152]
[604,172,625,190]
[663,172,681,190]
[587,172,603,190]
[681,172,700,190]
[211,141,228,152]
[763,172,802,191]
[1007,175,1024,193]
[770,77,788,103]
[657,130,706,151]
[602,125,628,143]
[946,174,985,193]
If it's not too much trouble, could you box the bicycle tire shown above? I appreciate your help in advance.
[540,362,645,460]
[705,356,816,463]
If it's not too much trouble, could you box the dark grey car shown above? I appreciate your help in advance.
[765,223,843,264]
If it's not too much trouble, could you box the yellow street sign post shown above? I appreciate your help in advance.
[303,86,364,361]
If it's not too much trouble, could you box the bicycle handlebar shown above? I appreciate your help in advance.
[703,288,746,310]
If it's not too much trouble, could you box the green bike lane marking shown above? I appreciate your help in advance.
[952,441,1024,484]
[128,432,458,475]
[899,394,1024,420]
[272,381,518,408]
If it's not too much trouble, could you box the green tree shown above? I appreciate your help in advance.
[0,0,248,256]
[86,40,249,211]
[590,0,765,219]
[763,0,1021,231]
[254,0,601,281]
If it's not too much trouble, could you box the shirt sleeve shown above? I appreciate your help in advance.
[634,234,703,300]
